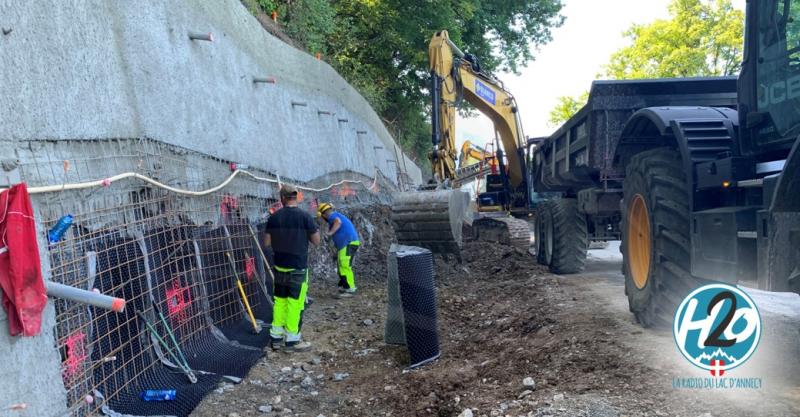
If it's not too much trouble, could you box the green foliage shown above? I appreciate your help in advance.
[605,0,744,79]
[547,0,744,126]
[256,0,277,13]
[248,0,564,172]
[548,91,588,127]
[280,0,336,55]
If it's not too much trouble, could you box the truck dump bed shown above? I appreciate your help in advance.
[534,77,738,193]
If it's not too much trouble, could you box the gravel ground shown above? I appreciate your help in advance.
[191,205,800,417]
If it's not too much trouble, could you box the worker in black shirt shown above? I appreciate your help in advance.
[264,185,320,352]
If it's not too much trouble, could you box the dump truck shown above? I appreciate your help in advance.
[533,0,800,326]
[532,77,738,273]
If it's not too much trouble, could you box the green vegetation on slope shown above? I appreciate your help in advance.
[245,0,564,174]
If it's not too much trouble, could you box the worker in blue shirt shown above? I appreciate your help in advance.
[317,203,360,297]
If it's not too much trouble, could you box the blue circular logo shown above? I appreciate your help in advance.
[673,284,761,373]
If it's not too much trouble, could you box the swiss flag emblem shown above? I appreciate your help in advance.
[710,359,726,376]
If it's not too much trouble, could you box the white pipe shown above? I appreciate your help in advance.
[0,169,377,196]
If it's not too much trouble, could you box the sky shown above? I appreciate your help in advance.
[456,0,746,148]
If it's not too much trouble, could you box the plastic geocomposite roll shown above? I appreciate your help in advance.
[385,244,440,368]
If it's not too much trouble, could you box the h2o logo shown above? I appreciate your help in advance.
[673,284,761,374]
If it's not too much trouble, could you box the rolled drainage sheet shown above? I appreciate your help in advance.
[385,244,440,368]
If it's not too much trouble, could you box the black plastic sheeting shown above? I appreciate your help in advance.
[194,224,273,349]
[385,245,440,368]
[145,226,264,379]
[91,236,220,417]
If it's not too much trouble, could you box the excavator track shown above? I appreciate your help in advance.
[471,215,531,252]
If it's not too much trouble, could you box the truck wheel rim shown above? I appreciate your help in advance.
[628,194,651,289]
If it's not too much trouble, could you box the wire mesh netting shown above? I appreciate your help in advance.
[23,138,390,416]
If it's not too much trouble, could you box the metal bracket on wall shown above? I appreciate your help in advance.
[337,118,349,124]
[291,101,308,108]
[252,76,276,84]
[317,110,332,116]
[188,32,214,42]
[357,130,367,135]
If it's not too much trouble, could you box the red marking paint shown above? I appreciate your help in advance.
[338,184,356,198]
[166,277,192,326]
[62,331,87,384]
[269,201,283,214]
[710,359,726,377]
[245,255,255,280]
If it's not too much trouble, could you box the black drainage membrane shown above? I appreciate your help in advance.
[385,245,440,368]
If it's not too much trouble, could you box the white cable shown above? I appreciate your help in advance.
[0,168,378,196]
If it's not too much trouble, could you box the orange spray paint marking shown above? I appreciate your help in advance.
[338,184,356,198]
[271,10,278,22]
[245,255,256,280]
[269,201,283,214]
[62,331,87,384]
[166,277,192,326]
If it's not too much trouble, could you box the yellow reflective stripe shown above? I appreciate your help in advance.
[274,265,295,273]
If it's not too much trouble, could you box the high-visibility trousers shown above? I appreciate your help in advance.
[270,266,309,342]
[337,241,360,290]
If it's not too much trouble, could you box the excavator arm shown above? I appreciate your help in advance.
[428,30,527,188]
[459,140,496,169]
[391,30,532,256]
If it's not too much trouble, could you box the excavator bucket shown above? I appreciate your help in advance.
[391,190,471,256]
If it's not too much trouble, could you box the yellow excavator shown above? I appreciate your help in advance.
[459,140,497,172]
[391,30,532,255]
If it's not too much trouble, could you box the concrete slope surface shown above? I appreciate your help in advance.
[0,0,421,185]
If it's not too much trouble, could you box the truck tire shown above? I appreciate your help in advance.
[622,148,702,327]
[549,198,588,274]
[535,201,554,266]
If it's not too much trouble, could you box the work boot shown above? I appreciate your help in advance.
[337,289,356,299]
[270,337,283,352]
[284,340,312,352]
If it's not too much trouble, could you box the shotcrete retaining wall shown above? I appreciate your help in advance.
[0,0,422,414]
[0,0,421,186]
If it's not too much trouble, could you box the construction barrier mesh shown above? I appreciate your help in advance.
[22,138,391,416]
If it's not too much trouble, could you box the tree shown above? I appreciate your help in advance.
[548,91,588,127]
[247,0,565,171]
[605,0,744,79]
[548,0,744,125]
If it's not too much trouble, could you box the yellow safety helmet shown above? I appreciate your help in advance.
[317,202,334,218]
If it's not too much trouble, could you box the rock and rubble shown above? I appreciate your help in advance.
[191,204,800,417]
